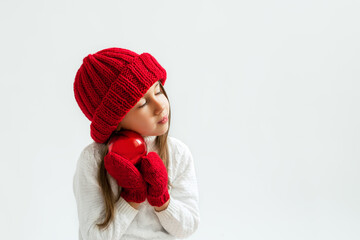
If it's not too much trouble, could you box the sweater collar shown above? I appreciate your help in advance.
[142,135,157,151]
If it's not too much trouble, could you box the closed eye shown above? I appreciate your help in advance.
[139,91,163,108]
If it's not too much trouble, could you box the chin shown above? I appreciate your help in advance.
[159,127,169,136]
[142,125,168,137]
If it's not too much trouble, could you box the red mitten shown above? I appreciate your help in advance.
[104,152,147,203]
[140,152,170,207]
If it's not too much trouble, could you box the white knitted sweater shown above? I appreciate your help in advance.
[73,135,200,240]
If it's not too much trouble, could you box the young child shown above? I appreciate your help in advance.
[72,47,200,239]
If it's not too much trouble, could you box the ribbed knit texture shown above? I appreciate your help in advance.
[73,47,167,143]
[73,135,200,240]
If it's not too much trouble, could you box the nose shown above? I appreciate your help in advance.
[153,98,165,114]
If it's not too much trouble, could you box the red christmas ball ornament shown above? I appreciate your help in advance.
[107,130,147,165]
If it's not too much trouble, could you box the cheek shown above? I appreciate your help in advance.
[136,112,153,126]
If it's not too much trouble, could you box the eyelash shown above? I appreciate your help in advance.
[139,91,162,108]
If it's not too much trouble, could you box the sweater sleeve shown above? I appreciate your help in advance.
[73,145,139,240]
[154,144,200,239]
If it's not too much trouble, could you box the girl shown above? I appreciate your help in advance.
[72,47,200,239]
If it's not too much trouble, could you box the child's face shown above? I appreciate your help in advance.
[117,81,169,137]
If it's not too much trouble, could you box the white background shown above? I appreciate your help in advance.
[1,0,359,239]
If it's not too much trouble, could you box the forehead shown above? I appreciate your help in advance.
[143,81,160,95]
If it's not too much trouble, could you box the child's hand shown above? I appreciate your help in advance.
[104,151,148,203]
[140,152,170,207]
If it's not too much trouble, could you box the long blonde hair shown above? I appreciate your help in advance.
[96,81,171,230]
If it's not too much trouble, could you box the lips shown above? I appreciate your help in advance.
[158,115,168,123]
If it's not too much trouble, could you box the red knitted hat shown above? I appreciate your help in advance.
[73,47,167,143]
